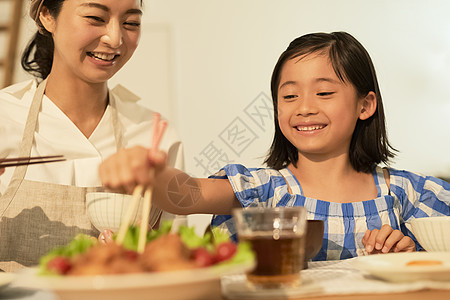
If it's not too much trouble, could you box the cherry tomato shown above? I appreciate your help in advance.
[215,242,237,262]
[47,256,72,275]
[191,248,215,267]
[124,250,138,261]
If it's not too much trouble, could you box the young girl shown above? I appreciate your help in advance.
[99,32,450,260]
[0,0,184,272]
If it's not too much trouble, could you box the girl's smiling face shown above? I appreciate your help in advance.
[277,53,371,159]
[41,0,142,83]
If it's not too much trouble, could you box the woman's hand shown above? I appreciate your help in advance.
[98,229,114,244]
[362,224,416,254]
[98,146,167,194]
[0,168,5,176]
[97,221,155,245]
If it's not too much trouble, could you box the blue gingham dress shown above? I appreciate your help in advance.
[210,164,450,260]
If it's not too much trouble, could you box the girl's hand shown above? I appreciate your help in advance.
[98,146,167,194]
[0,168,5,176]
[362,224,415,254]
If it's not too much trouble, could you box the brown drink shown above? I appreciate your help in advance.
[233,207,307,288]
[240,233,305,288]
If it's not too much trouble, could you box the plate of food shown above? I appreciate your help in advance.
[16,222,255,300]
[353,251,450,282]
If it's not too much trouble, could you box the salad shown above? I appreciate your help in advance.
[39,222,254,276]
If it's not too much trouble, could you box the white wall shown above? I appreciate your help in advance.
[123,0,450,179]
[10,0,450,229]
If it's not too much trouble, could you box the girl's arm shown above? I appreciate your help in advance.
[152,168,240,215]
[99,146,240,215]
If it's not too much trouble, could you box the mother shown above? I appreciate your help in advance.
[0,0,183,272]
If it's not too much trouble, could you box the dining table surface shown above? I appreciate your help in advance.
[1,286,449,300]
[1,256,450,300]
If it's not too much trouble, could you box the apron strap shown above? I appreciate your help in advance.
[18,79,47,158]
[1,81,125,215]
[108,91,125,150]
[1,79,47,214]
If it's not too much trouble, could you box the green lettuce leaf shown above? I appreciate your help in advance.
[120,226,141,251]
[217,242,255,266]
[117,220,173,251]
[148,220,173,242]
[38,234,96,275]
[211,226,231,245]
[178,225,213,250]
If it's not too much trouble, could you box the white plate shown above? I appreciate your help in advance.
[353,252,450,282]
[16,261,254,300]
[0,272,16,291]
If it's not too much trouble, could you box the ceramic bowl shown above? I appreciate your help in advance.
[85,192,143,233]
[304,220,324,268]
[410,216,450,252]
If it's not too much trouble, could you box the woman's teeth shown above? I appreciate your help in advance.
[89,52,116,61]
[296,125,325,131]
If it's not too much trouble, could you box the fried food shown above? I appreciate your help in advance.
[67,234,195,275]
[141,234,195,272]
[69,243,144,275]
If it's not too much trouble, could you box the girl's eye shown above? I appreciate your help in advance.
[86,16,104,23]
[317,92,334,96]
[317,92,334,97]
[282,95,297,101]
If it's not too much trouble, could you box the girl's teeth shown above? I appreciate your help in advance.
[296,125,324,131]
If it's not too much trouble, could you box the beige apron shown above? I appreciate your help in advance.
[0,80,160,272]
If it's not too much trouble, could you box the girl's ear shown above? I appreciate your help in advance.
[359,91,377,120]
[39,7,56,33]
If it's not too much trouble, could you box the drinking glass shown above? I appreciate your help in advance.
[233,206,307,288]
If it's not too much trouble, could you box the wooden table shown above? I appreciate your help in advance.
[224,289,450,300]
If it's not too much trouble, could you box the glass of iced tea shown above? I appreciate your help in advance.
[233,206,307,288]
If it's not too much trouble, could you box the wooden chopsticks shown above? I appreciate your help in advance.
[116,185,144,245]
[0,155,66,168]
[116,113,167,253]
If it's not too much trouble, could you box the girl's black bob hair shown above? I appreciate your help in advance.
[264,31,396,173]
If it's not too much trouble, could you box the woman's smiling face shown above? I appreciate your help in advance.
[42,0,142,83]
[277,52,367,159]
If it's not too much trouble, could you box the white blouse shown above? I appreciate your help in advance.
[0,80,184,195]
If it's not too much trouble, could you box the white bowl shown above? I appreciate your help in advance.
[410,216,450,252]
[85,192,143,232]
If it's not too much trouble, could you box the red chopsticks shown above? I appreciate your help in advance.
[0,155,66,168]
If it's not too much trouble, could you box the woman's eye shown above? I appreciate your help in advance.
[86,16,104,23]
[124,21,141,29]
[317,92,334,97]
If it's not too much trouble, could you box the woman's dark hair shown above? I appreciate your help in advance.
[264,31,396,173]
[21,0,144,80]
[21,0,64,80]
